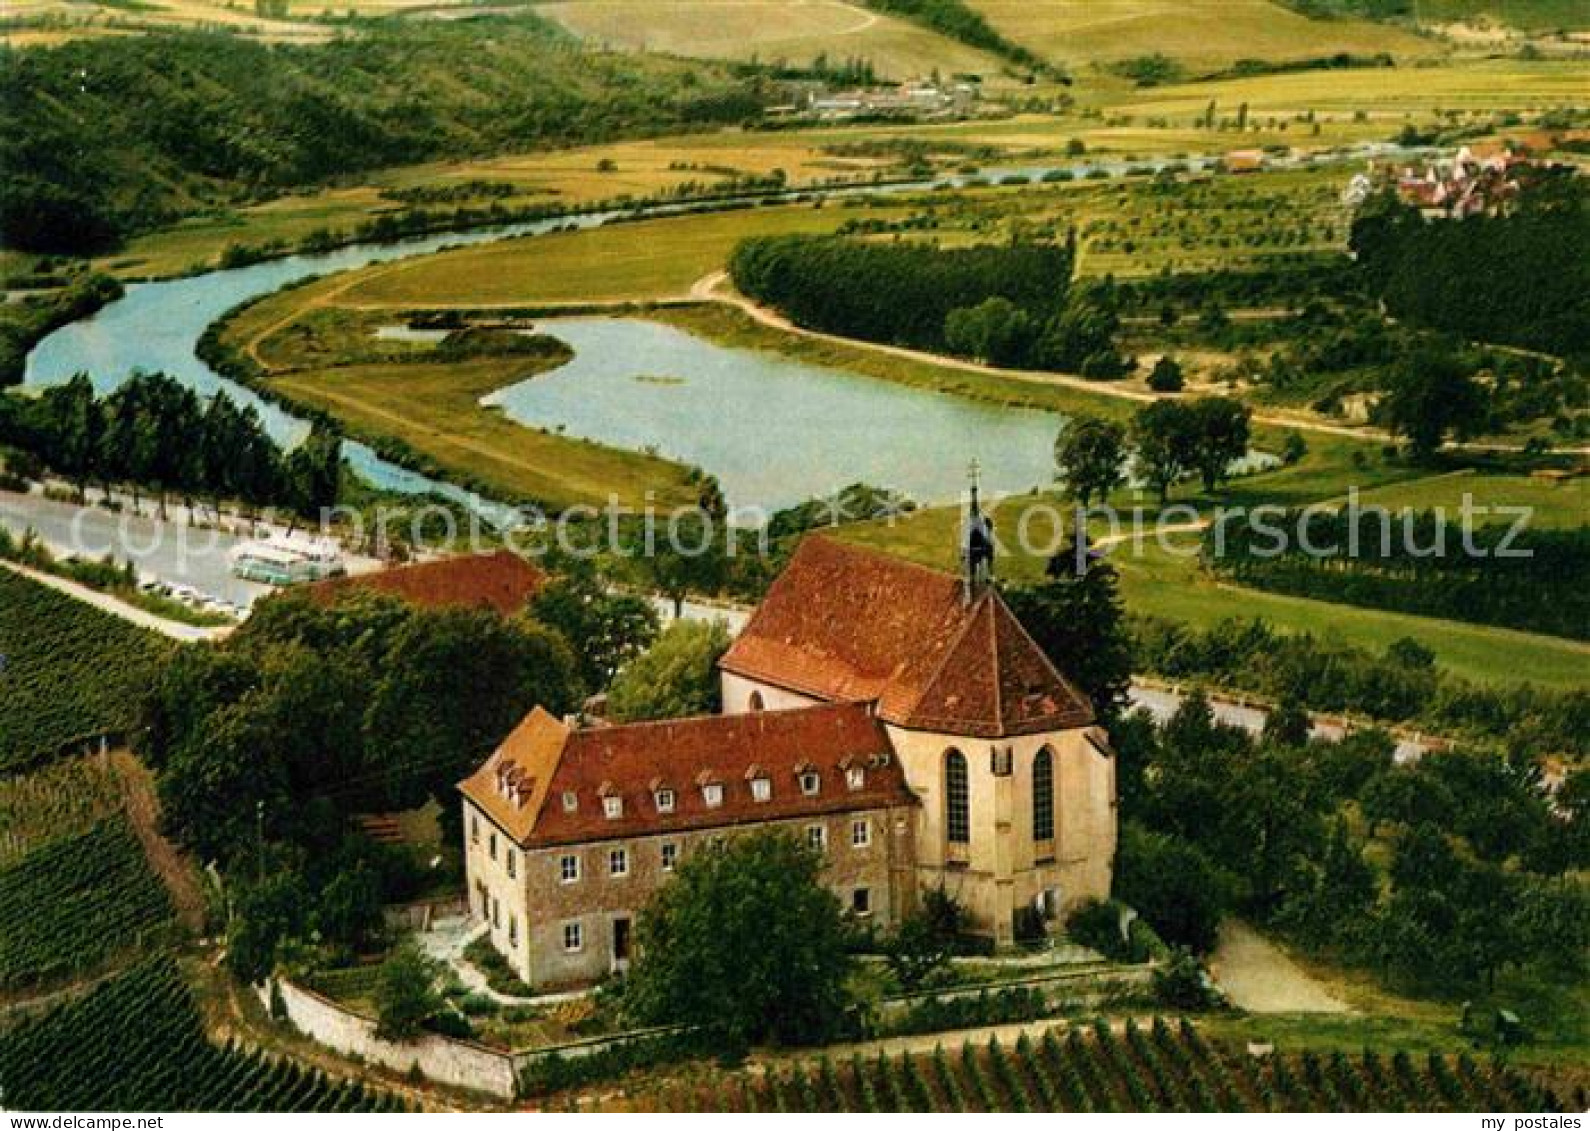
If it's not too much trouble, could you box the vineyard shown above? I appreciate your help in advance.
[0,754,128,866]
[0,816,176,991]
[0,957,410,1112]
[643,1019,1567,1113]
[0,570,173,773]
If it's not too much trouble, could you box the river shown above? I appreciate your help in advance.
[23,144,1414,516]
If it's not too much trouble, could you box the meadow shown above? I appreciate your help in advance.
[967,0,1437,71]
[538,0,1008,81]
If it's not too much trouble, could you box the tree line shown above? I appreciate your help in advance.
[1207,508,1590,640]
[1350,174,1589,362]
[731,233,1141,376]
[0,19,772,254]
[0,371,340,516]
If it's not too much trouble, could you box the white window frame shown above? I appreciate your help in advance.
[561,791,578,813]
[609,847,629,878]
[603,795,623,820]
[851,818,871,849]
[702,783,724,808]
[655,788,676,814]
[800,771,821,797]
[807,823,828,852]
[559,854,581,884]
[562,921,583,953]
[751,777,772,802]
[846,766,865,791]
[660,842,678,872]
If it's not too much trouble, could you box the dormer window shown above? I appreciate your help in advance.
[702,783,724,808]
[800,771,821,797]
[561,791,578,813]
[603,795,623,819]
[655,788,676,814]
[751,777,772,802]
[846,766,865,791]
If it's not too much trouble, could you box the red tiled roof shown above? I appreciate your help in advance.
[464,701,916,849]
[458,706,569,844]
[305,550,544,616]
[720,536,1093,738]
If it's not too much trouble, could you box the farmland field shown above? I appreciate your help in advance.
[1416,0,1590,30]
[629,1018,1568,1111]
[0,754,129,867]
[0,569,173,773]
[0,816,175,992]
[540,0,1008,80]
[0,957,410,1111]
[968,0,1437,70]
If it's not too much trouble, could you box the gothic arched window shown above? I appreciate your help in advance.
[945,749,970,845]
[1033,747,1055,843]
[748,690,765,712]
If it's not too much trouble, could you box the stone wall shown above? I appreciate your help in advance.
[261,978,518,1099]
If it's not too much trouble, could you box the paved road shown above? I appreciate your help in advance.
[0,558,227,643]
[0,488,272,608]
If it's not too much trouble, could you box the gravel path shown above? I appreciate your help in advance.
[1209,920,1352,1014]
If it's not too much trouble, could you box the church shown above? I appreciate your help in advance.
[458,509,1118,988]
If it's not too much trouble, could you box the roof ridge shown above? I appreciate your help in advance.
[570,699,866,741]
[985,592,1004,732]
[987,590,1095,725]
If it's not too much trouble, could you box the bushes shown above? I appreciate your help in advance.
[879,986,1050,1038]
[1114,823,1235,955]
[518,1027,724,1098]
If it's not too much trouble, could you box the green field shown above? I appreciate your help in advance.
[969,0,1437,70]
[1416,0,1590,30]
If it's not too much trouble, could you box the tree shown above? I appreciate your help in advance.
[623,831,855,1045]
[1377,348,1487,461]
[1262,697,1311,748]
[943,297,1037,366]
[374,940,446,1040]
[1004,561,1133,721]
[605,618,731,722]
[1052,413,1126,506]
[1186,396,1252,493]
[1280,431,1308,465]
[1147,355,1184,393]
[227,866,310,983]
[1131,399,1196,503]
[283,425,342,518]
[1039,286,1123,374]
[634,477,729,616]
[1114,821,1234,954]
[529,568,660,691]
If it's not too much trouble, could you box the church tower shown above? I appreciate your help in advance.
[962,460,995,603]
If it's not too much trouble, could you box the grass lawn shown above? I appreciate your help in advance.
[1345,469,1589,531]
[272,354,695,511]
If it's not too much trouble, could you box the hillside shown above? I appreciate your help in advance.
[0,16,769,254]
[537,0,1012,81]
[965,0,1438,71]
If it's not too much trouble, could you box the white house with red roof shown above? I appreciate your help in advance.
[459,512,1116,988]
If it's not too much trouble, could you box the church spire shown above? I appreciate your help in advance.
[962,459,994,603]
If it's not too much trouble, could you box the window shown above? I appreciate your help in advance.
[603,795,623,820]
[846,766,865,791]
[655,788,676,814]
[945,749,970,845]
[506,850,517,879]
[491,897,500,928]
[748,690,765,712]
[800,771,821,796]
[509,915,518,947]
[1033,746,1055,843]
[562,921,583,953]
[709,835,727,852]
[609,847,629,878]
[851,818,871,849]
[559,854,581,884]
[991,745,1014,777]
[751,777,772,802]
[807,824,827,852]
[661,842,678,872]
[561,791,578,813]
[470,815,480,843]
[702,783,724,808]
[851,888,872,917]
[488,832,498,861]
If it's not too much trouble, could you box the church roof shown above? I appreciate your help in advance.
[719,536,1094,738]
[460,701,914,849]
[304,550,545,617]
